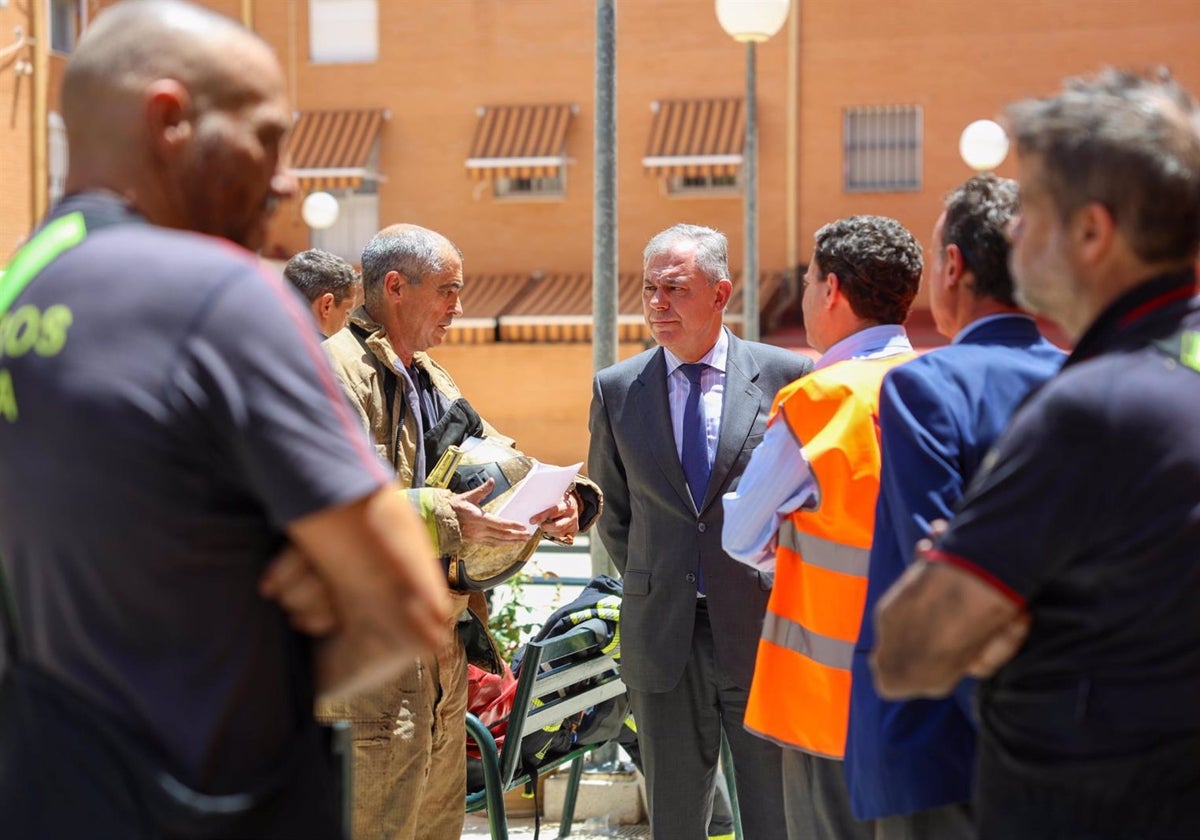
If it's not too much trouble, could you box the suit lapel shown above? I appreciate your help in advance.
[703,333,762,514]
[632,348,696,511]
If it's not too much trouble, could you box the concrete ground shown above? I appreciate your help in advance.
[461,812,650,839]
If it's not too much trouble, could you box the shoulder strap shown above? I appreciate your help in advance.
[1152,327,1200,375]
[0,210,89,663]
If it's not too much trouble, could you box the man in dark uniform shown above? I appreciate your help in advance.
[871,68,1200,840]
[0,2,451,837]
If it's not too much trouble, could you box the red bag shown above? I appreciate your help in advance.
[466,662,517,759]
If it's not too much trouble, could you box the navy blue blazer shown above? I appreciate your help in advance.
[845,315,1065,820]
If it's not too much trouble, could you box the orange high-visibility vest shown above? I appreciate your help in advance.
[744,353,914,759]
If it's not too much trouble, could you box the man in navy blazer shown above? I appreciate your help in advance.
[845,175,1064,839]
[588,224,811,839]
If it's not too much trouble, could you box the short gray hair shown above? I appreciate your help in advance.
[643,224,729,284]
[1005,67,1200,264]
[360,225,462,316]
[283,249,358,303]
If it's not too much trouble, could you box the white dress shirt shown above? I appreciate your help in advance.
[721,325,914,572]
[663,327,729,469]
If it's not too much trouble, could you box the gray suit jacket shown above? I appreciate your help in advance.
[587,329,813,692]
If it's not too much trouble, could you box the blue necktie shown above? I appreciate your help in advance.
[680,363,711,511]
[681,363,710,595]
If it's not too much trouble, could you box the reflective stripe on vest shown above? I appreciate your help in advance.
[760,611,855,671]
[744,353,913,759]
[778,521,870,578]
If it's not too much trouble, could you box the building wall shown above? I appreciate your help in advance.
[798,0,1200,307]
[257,0,791,279]
[9,0,1200,279]
[2,0,91,261]
[4,1,1199,455]
[254,0,1200,296]
[0,1,35,260]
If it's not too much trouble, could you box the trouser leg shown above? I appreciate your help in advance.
[412,641,468,840]
[782,749,873,840]
[717,671,787,839]
[628,605,723,840]
[374,643,468,840]
[342,659,432,840]
[624,721,741,839]
[334,639,468,840]
[874,803,974,840]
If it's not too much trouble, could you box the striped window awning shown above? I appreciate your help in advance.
[492,273,640,342]
[442,270,791,343]
[443,274,538,345]
[643,98,745,176]
[466,104,576,180]
[289,109,388,190]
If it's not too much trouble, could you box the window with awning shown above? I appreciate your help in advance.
[642,98,745,188]
[466,104,577,197]
[289,109,388,191]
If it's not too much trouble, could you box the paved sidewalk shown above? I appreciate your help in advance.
[461,812,650,838]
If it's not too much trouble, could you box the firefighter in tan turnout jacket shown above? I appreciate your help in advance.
[319,223,602,840]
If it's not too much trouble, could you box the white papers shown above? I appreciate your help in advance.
[493,461,583,534]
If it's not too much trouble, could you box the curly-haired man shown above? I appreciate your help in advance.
[723,214,923,840]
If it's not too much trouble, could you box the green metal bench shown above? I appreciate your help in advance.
[465,619,626,839]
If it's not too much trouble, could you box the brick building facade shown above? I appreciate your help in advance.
[9,1,1200,283]
[2,0,1198,461]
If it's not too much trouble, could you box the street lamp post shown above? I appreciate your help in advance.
[716,0,790,342]
[591,0,619,579]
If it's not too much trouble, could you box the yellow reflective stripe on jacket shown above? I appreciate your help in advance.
[567,597,621,626]
[531,697,563,733]
[406,488,443,555]
[561,596,622,657]
[746,353,912,759]
[1181,330,1200,372]
[602,626,620,657]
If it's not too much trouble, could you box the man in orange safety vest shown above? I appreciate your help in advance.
[723,215,923,840]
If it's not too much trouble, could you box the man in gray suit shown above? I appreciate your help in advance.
[588,224,812,839]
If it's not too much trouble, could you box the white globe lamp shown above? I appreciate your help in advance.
[301,191,340,230]
[959,120,1009,173]
[715,0,791,42]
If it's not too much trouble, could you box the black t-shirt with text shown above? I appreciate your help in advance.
[0,192,389,794]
